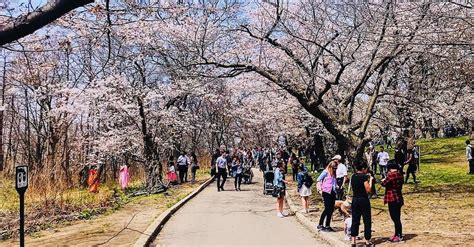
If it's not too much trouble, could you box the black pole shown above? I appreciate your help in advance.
[19,192,25,247]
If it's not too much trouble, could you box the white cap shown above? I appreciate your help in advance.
[331,155,342,161]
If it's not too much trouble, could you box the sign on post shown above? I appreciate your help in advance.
[15,166,28,247]
[16,166,28,191]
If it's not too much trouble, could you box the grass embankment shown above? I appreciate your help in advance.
[0,166,211,241]
[300,136,473,245]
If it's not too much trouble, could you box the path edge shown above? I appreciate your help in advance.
[285,191,347,247]
[133,177,214,247]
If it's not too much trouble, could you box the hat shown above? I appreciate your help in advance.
[331,155,342,161]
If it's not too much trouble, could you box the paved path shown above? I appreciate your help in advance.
[154,169,328,247]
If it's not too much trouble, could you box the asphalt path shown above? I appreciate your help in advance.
[154,169,328,247]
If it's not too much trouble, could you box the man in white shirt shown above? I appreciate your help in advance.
[377,146,390,178]
[177,152,189,183]
[466,140,473,174]
[216,152,228,191]
[335,155,348,200]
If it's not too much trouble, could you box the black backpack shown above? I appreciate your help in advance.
[304,173,314,188]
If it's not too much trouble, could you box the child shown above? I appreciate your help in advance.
[167,157,178,186]
[344,214,352,241]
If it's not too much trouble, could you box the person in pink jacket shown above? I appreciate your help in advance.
[119,164,130,190]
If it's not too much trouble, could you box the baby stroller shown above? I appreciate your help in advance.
[263,170,274,195]
[242,164,254,184]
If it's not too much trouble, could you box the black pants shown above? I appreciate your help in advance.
[292,167,298,181]
[319,192,336,227]
[191,166,198,181]
[405,165,417,183]
[351,197,372,240]
[388,202,403,237]
[184,165,188,182]
[178,165,188,183]
[469,159,474,174]
[216,168,227,190]
[336,178,344,200]
[234,173,242,189]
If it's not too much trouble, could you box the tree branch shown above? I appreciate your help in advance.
[0,0,94,46]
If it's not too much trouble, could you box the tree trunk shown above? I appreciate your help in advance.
[137,96,164,192]
[0,0,94,46]
[0,57,5,171]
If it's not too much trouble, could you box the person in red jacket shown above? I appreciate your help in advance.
[381,160,404,243]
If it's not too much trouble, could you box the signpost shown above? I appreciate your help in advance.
[15,166,28,247]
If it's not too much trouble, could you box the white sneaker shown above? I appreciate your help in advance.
[281,212,288,217]
[277,212,285,218]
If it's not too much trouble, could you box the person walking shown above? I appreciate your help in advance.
[350,162,373,246]
[405,148,418,183]
[297,163,312,213]
[336,158,348,200]
[216,152,228,191]
[466,140,474,174]
[377,146,389,178]
[274,161,288,218]
[190,152,199,183]
[316,156,339,232]
[233,157,243,191]
[177,152,190,183]
[381,161,405,243]
[211,149,220,177]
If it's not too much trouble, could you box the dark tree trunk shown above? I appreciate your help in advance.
[137,96,164,192]
[313,133,327,168]
[0,0,94,46]
[0,58,5,171]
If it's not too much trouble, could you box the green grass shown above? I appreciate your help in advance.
[300,136,474,209]
[407,136,473,189]
[369,136,473,189]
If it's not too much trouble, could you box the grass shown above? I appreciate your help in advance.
[0,164,212,240]
[299,136,474,212]
[413,136,474,189]
[296,136,474,245]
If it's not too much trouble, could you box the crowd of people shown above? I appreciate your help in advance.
[230,143,417,245]
[81,136,473,246]
[166,151,201,186]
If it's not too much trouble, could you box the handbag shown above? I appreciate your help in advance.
[272,186,282,198]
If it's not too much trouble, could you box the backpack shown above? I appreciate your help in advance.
[304,173,314,188]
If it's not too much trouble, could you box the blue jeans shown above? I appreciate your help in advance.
[379,165,387,178]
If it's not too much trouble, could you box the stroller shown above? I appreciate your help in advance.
[263,170,274,195]
[242,164,254,184]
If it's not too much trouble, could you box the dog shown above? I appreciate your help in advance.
[335,196,352,217]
